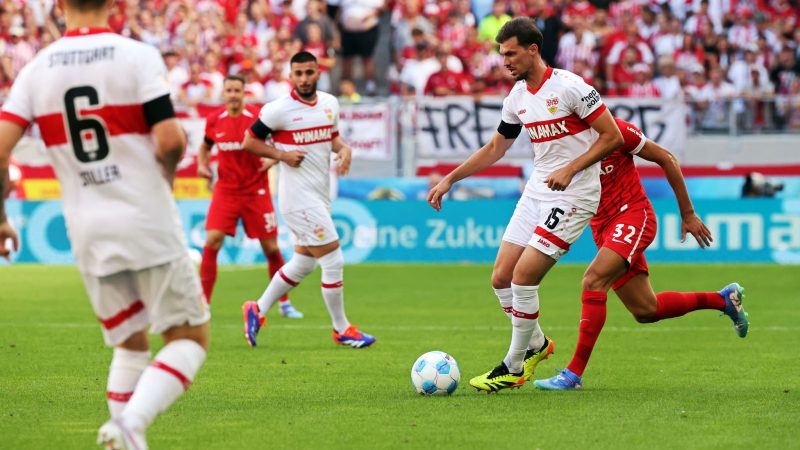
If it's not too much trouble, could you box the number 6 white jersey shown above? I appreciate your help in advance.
[0,28,186,277]
[502,67,607,213]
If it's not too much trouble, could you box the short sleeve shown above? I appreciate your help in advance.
[136,45,171,103]
[0,64,34,128]
[500,96,521,125]
[566,76,607,123]
[203,112,217,145]
[331,97,340,138]
[616,119,647,154]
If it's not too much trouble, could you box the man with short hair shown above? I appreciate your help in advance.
[241,51,376,349]
[428,17,623,392]
[197,74,303,318]
[0,0,209,448]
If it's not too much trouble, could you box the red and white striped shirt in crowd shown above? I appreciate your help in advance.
[624,81,662,98]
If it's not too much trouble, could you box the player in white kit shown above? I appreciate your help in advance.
[427,17,624,392]
[0,1,209,448]
[240,51,375,349]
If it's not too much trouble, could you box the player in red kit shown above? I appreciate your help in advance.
[535,118,750,390]
[197,74,303,319]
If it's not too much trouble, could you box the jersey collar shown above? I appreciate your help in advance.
[526,66,554,96]
[64,27,113,37]
[291,89,318,107]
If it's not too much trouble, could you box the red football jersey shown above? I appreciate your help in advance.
[204,104,266,195]
[592,118,651,228]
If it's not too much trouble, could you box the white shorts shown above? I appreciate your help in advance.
[81,253,211,346]
[282,206,339,247]
[502,196,594,260]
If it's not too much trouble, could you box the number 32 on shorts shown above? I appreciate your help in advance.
[612,223,637,244]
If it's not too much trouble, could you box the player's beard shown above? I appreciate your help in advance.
[295,82,317,100]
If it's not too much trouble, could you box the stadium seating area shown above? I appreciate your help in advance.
[1,0,798,110]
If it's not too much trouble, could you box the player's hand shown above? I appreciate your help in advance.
[0,221,19,260]
[259,158,277,172]
[281,150,307,168]
[427,179,453,212]
[196,164,212,180]
[545,167,576,191]
[335,147,352,176]
[681,212,713,249]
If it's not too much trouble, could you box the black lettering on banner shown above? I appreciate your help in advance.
[420,104,442,149]
[609,104,666,143]
[445,103,471,149]
[544,208,565,230]
[473,101,502,147]
[64,86,110,163]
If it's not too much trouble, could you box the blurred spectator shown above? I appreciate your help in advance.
[556,15,596,73]
[624,63,661,97]
[729,46,770,94]
[392,0,434,62]
[770,47,800,96]
[727,7,758,49]
[302,22,336,91]
[424,50,471,96]
[180,63,213,107]
[164,51,189,100]
[202,52,226,101]
[609,46,639,95]
[654,56,683,99]
[339,79,362,103]
[477,1,510,42]
[263,60,293,102]
[697,67,737,129]
[399,41,438,96]
[339,0,384,95]
[294,0,339,49]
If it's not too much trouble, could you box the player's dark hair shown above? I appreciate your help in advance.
[290,51,318,65]
[64,0,109,11]
[224,74,246,85]
[495,17,544,50]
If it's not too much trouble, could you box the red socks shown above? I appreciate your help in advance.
[566,291,608,377]
[266,251,290,303]
[199,246,219,303]
[654,291,725,321]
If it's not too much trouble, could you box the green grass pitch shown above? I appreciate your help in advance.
[1,263,798,449]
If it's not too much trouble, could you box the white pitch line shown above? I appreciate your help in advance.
[0,322,793,333]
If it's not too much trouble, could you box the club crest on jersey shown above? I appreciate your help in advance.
[546,96,559,114]
[314,226,326,240]
[324,108,333,121]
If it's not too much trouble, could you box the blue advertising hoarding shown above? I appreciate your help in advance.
[2,198,799,266]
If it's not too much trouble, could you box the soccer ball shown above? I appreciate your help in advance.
[410,351,460,396]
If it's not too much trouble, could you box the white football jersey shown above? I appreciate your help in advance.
[502,67,607,213]
[254,90,340,214]
[0,28,186,277]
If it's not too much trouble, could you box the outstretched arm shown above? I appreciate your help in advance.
[0,120,24,259]
[427,131,516,211]
[545,108,623,191]
[637,139,713,248]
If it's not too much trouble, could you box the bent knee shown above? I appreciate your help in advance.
[491,270,513,289]
[205,235,225,250]
[631,304,658,323]
[582,268,614,292]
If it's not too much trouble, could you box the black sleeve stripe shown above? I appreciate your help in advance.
[497,120,522,139]
[249,119,272,140]
[203,136,214,146]
[143,94,176,127]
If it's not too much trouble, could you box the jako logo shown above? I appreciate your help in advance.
[537,238,550,248]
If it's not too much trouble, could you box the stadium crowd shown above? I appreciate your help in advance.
[1,0,799,128]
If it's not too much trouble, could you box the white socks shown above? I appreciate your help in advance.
[319,249,350,333]
[503,283,540,373]
[121,339,206,432]
[493,287,513,319]
[106,348,151,418]
[257,253,316,314]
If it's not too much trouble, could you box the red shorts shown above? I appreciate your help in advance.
[205,189,278,239]
[592,204,657,290]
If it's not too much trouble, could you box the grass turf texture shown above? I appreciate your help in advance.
[1,264,797,449]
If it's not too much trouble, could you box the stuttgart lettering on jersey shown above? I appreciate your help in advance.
[524,114,590,143]
[272,125,334,145]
